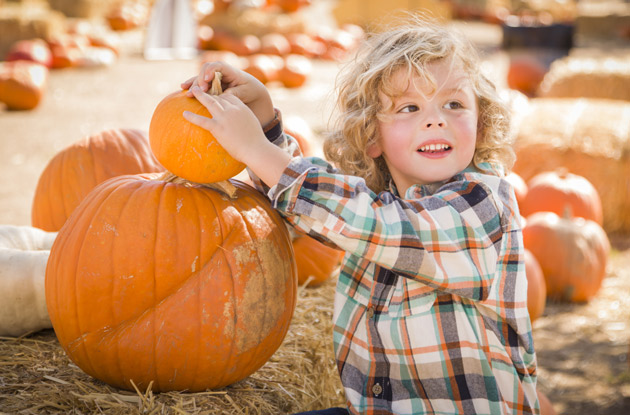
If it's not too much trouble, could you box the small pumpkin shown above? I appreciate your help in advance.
[149,73,246,183]
[537,389,557,415]
[524,249,546,322]
[46,173,297,392]
[522,210,610,303]
[0,225,57,337]
[292,233,344,287]
[521,169,603,225]
[6,38,53,68]
[507,56,547,97]
[279,54,312,88]
[32,128,163,232]
[0,61,48,110]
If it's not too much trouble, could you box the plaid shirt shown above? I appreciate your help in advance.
[257,115,538,415]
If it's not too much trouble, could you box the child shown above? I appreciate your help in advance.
[181,18,538,415]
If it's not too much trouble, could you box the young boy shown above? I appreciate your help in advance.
[181,18,538,415]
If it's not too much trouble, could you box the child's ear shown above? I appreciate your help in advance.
[366,142,382,158]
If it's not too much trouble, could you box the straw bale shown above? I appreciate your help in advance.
[47,0,117,19]
[538,56,630,101]
[0,277,345,414]
[511,97,630,234]
[0,3,65,59]
[575,1,630,40]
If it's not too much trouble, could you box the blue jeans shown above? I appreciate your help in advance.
[291,408,349,415]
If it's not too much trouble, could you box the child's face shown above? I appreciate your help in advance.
[371,59,479,194]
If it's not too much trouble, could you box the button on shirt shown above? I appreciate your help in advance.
[255,118,539,415]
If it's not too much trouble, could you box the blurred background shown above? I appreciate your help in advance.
[1,1,629,414]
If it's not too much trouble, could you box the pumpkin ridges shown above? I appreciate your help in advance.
[47,174,296,391]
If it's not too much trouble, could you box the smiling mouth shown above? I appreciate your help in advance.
[417,143,451,153]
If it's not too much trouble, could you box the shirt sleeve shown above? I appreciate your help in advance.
[268,157,508,302]
[246,108,304,195]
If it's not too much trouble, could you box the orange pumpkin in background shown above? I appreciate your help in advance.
[522,211,610,303]
[292,233,344,287]
[149,74,246,183]
[524,249,546,322]
[0,60,48,110]
[507,56,547,97]
[46,173,297,392]
[521,169,603,225]
[32,129,163,231]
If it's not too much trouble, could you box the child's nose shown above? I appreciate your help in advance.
[423,107,446,129]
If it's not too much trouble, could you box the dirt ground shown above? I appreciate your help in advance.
[1,17,630,414]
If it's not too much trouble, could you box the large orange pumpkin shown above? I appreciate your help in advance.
[522,211,610,303]
[45,173,297,392]
[521,169,603,225]
[32,129,163,232]
[149,74,246,183]
[292,233,344,287]
[524,249,546,322]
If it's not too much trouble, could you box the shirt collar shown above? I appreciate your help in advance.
[387,162,502,199]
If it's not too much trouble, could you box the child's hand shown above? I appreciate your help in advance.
[181,61,275,127]
[183,86,291,188]
[183,86,269,164]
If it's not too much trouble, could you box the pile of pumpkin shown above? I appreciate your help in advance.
[506,169,610,323]
[196,0,364,88]
[0,77,342,394]
[0,28,120,111]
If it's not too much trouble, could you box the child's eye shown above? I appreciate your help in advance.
[399,105,419,113]
[444,101,464,110]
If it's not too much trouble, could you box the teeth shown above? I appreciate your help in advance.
[418,143,450,152]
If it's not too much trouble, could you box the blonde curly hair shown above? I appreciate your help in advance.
[323,17,514,193]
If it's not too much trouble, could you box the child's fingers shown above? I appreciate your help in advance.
[181,76,196,89]
[190,86,225,111]
[183,110,215,131]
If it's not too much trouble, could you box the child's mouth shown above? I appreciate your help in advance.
[417,143,452,154]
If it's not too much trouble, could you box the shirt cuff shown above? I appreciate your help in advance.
[268,156,317,212]
[263,108,283,143]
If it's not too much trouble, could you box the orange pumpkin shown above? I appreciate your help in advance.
[45,173,297,392]
[522,211,610,303]
[524,249,546,322]
[149,75,246,183]
[292,233,344,287]
[521,169,603,225]
[32,129,163,232]
[506,56,547,97]
[0,61,48,110]
[279,54,312,88]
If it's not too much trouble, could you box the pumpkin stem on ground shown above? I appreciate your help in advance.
[159,171,238,198]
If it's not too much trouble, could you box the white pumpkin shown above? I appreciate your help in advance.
[0,225,57,336]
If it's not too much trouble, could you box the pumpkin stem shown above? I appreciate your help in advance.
[209,72,223,95]
[159,171,239,198]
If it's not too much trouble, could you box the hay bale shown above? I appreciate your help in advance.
[0,277,345,414]
[512,98,630,234]
[47,0,117,19]
[538,56,630,101]
[0,4,65,59]
[575,1,630,40]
